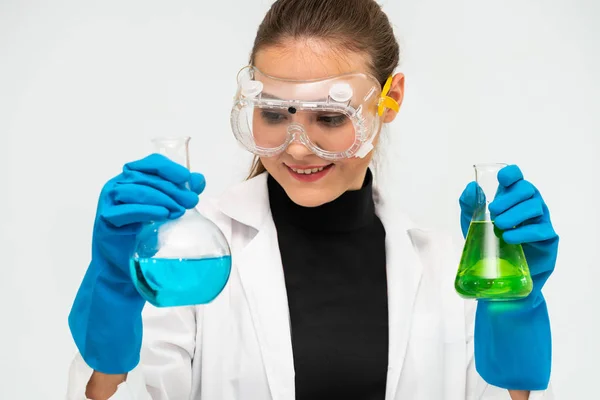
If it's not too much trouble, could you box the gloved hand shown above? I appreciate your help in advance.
[459,164,559,390]
[68,154,206,374]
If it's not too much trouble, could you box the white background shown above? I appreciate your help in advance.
[1,0,598,398]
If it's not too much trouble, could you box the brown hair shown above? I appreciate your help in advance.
[246,0,400,179]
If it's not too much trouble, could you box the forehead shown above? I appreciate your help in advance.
[253,38,372,81]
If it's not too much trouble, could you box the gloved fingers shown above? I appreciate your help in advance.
[190,172,206,195]
[460,214,471,239]
[493,197,544,230]
[459,181,481,238]
[497,164,524,188]
[110,183,186,215]
[459,181,480,214]
[118,170,199,209]
[502,222,558,244]
[489,179,536,216]
[124,154,191,186]
[101,204,170,228]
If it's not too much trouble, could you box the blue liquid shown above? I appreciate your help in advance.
[130,256,232,307]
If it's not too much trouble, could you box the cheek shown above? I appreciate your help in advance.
[259,157,288,181]
[334,154,374,187]
[259,157,278,172]
[335,154,373,174]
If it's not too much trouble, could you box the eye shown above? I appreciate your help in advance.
[317,113,348,128]
[260,110,287,124]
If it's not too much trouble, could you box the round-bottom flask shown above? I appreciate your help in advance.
[130,137,231,307]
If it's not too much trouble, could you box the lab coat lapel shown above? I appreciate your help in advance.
[374,189,423,400]
[218,173,295,400]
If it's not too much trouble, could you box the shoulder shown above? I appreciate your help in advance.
[375,185,470,314]
[402,225,474,341]
[195,172,270,234]
[374,184,462,261]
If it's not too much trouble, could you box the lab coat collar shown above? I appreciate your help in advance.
[217,172,424,400]
[218,172,271,230]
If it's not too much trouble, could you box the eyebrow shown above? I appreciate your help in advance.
[261,92,281,99]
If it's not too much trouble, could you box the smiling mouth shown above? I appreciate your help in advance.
[287,164,333,175]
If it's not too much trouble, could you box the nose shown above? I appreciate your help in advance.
[285,123,312,160]
[286,141,313,160]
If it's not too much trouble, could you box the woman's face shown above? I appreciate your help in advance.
[254,38,404,207]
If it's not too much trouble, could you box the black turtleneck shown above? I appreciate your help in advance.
[267,169,388,400]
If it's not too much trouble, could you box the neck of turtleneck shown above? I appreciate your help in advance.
[266,167,388,398]
[267,169,376,233]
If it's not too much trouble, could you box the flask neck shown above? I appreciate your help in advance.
[152,137,191,170]
[473,163,508,222]
[181,206,200,218]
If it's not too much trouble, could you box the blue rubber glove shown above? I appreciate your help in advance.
[68,154,206,374]
[459,164,559,390]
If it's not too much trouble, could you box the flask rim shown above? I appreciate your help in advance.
[151,136,191,145]
[472,162,509,171]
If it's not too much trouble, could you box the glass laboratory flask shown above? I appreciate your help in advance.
[454,163,533,301]
[129,136,232,307]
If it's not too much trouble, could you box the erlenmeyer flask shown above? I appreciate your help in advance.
[455,163,533,301]
[129,136,232,307]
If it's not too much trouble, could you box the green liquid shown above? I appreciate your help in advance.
[455,220,533,301]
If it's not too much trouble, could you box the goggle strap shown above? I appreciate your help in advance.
[354,127,382,158]
[378,75,400,116]
[354,140,374,158]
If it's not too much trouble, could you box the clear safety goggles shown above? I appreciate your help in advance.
[230,66,399,161]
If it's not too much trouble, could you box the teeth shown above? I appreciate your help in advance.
[291,166,326,174]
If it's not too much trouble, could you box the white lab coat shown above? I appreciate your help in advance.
[66,172,554,399]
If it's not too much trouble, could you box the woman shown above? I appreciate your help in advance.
[67,0,559,399]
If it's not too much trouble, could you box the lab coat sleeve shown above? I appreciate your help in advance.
[66,304,199,400]
[464,298,556,399]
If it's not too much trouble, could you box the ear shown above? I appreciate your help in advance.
[383,72,405,123]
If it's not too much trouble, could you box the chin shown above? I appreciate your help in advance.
[286,187,338,208]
